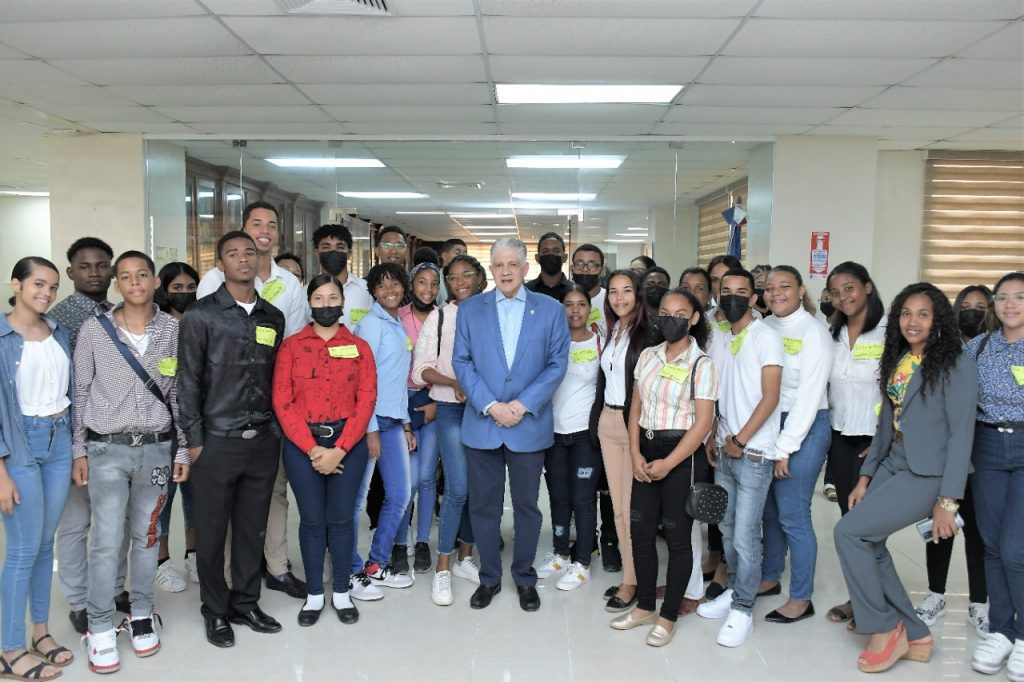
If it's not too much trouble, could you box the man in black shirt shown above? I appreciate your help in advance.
[525,232,571,300]
[177,231,286,648]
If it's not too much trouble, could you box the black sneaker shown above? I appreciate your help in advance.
[115,590,131,614]
[601,544,622,573]
[413,542,432,573]
[69,608,87,635]
[390,545,410,575]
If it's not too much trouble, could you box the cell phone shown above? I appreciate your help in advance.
[916,513,965,542]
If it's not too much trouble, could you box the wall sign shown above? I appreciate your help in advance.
[809,231,830,280]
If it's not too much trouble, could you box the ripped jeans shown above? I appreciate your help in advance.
[543,430,601,564]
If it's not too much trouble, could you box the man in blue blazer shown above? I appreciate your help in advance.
[452,237,569,611]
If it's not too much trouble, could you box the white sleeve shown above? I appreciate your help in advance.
[776,323,833,456]
[195,268,224,299]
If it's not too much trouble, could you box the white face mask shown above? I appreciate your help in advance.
[709,296,718,310]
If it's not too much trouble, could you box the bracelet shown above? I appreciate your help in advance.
[731,435,747,449]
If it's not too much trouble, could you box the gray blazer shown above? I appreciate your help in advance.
[861,352,978,499]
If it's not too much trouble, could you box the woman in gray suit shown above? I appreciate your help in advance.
[834,282,978,674]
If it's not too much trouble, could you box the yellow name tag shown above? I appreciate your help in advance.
[329,345,359,359]
[350,308,369,325]
[729,328,748,356]
[658,365,689,383]
[716,320,731,333]
[261,279,285,304]
[571,348,597,364]
[783,337,803,355]
[1012,366,1024,386]
[587,308,602,326]
[406,336,414,351]
[157,357,177,377]
[255,326,277,347]
[853,342,884,361]
[874,402,882,416]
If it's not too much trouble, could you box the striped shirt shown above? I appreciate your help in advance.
[633,339,719,432]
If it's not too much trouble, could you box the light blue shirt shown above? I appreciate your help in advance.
[496,285,527,369]
[354,302,411,432]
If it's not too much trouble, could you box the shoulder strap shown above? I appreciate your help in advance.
[436,307,444,356]
[95,314,168,408]
[975,331,992,359]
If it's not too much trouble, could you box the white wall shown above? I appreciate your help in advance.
[650,202,698,279]
[0,196,51,311]
[872,150,926,304]
[745,142,774,267]
[145,141,187,272]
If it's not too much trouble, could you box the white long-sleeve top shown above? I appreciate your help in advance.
[762,307,832,457]
[411,301,460,403]
[828,319,887,436]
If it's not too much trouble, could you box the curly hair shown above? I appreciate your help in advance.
[656,288,709,352]
[365,262,409,301]
[878,282,961,398]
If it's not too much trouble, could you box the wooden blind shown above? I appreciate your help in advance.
[697,180,748,269]
[921,151,1024,299]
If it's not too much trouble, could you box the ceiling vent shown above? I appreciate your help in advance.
[276,0,389,15]
[437,181,484,190]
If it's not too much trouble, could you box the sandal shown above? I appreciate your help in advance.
[826,601,854,623]
[29,636,72,668]
[0,650,62,680]
[847,619,858,633]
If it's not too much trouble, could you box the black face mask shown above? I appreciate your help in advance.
[719,295,750,323]
[167,292,196,314]
[572,272,600,292]
[319,251,348,276]
[958,308,986,338]
[656,316,690,344]
[311,305,343,327]
[537,254,563,277]
[412,296,434,313]
[755,288,767,309]
[645,285,667,307]
[820,301,836,318]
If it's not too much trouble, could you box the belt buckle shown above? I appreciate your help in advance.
[318,425,335,438]
[999,426,1015,434]
[241,429,259,440]
[645,429,654,440]
[129,433,144,447]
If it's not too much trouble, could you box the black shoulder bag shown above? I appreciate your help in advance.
[684,356,729,524]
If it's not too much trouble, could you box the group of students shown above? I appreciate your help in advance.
[0,202,1020,681]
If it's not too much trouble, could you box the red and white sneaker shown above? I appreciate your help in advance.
[83,628,120,674]
[122,614,162,657]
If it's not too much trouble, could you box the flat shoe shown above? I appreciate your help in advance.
[335,604,359,625]
[605,593,637,613]
[609,609,657,630]
[602,585,618,599]
[757,583,782,597]
[765,602,815,624]
[646,624,674,647]
[297,606,322,627]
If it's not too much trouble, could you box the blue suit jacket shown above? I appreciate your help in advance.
[452,288,569,453]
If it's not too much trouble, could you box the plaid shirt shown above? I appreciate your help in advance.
[72,305,188,463]
[48,291,112,353]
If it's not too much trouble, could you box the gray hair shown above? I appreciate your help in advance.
[489,237,527,264]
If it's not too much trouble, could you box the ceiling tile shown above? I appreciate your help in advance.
[0,44,29,59]
[862,86,1024,110]
[664,106,843,125]
[0,0,203,21]
[755,0,1024,21]
[877,140,934,149]
[930,138,1024,150]
[37,105,176,124]
[188,122,350,134]
[498,104,666,124]
[267,55,486,83]
[297,83,493,105]
[807,124,973,139]
[496,122,663,136]
[489,56,709,84]
[323,105,493,123]
[85,122,200,134]
[682,84,883,107]
[991,114,1024,128]
[153,105,333,123]
[828,108,1012,127]
[0,60,89,87]
[107,84,308,106]
[480,0,757,18]
[0,18,248,59]
[651,122,811,136]
[382,0,477,15]
[50,56,282,86]
[904,58,1024,89]
[949,127,1024,142]
[957,21,1024,59]
[725,19,1006,58]
[699,57,937,86]
[7,85,137,107]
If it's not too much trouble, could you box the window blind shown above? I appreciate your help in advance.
[696,180,747,269]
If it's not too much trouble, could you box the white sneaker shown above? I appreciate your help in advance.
[556,562,590,591]
[972,632,1014,674]
[349,572,384,601]
[536,553,569,580]
[183,552,199,584]
[914,591,946,626]
[452,556,481,584]
[367,563,414,589]
[716,609,753,647]
[84,628,120,674]
[696,588,734,619]
[1008,639,1024,682]
[431,570,453,606]
[154,561,187,593]
[123,615,161,657]
[968,602,990,637]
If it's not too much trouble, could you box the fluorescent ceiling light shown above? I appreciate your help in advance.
[339,192,428,199]
[605,238,646,243]
[197,191,214,198]
[461,225,518,230]
[395,211,445,215]
[0,190,49,197]
[558,209,584,217]
[226,193,242,201]
[507,156,624,170]
[468,231,517,236]
[269,158,384,168]
[496,84,682,104]
[449,213,514,219]
[615,232,648,237]
[512,193,596,201]
[626,227,647,231]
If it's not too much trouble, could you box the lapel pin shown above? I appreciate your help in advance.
[530,309,535,315]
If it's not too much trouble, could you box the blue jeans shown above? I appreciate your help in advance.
[435,402,474,555]
[762,409,831,600]
[971,423,1024,641]
[399,402,438,546]
[1,415,71,652]
[159,479,194,538]
[716,449,774,613]
[284,421,369,596]
[352,417,411,571]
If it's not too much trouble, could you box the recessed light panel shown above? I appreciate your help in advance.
[496,84,682,104]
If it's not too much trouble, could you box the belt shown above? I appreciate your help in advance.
[86,429,171,447]
[643,429,686,441]
[605,403,624,411]
[980,421,1024,433]
[893,431,905,444]
[207,424,269,440]
[309,420,346,438]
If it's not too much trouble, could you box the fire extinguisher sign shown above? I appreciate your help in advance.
[809,231,830,280]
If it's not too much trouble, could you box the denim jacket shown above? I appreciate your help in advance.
[0,313,73,466]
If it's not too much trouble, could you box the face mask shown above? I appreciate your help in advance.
[656,316,690,344]
[645,285,667,307]
[719,295,750,323]
[958,308,986,337]
[819,301,836,318]
[412,296,434,313]
[319,251,347,276]
[572,272,599,292]
[755,288,767,309]
[311,305,342,327]
[537,254,563,276]
[167,292,196,314]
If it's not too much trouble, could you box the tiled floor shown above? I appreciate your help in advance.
[20,478,995,682]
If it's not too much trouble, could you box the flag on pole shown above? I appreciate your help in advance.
[722,202,747,259]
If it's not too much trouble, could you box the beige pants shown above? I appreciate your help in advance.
[597,405,635,586]
[263,452,290,576]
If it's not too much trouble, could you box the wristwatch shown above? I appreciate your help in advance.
[937,497,960,513]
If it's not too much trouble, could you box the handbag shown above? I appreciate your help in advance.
[683,356,729,524]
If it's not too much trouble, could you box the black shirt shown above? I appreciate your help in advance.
[526,273,571,300]
[177,284,285,447]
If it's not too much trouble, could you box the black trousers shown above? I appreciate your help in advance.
[544,430,601,563]
[926,476,987,602]
[827,431,871,516]
[191,430,280,619]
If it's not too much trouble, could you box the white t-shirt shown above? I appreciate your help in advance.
[236,300,256,315]
[341,273,374,330]
[601,320,630,406]
[552,334,600,434]
[716,318,784,460]
[17,335,71,416]
[197,260,307,337]
[829,319,887,436]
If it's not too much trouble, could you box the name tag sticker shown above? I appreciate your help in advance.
[350,308,369,325]
[571,348,597,364]
[255,326,277,347]
[783,337,804,355]
[157,357,177,377]
[1012,365,1024,386]
[659,365,689,383]
[406,336,414,351]
[716,320,731,333]
[874,402,882,416]
[329,345,359,359]
[587,308,602,326]
[853,342,885,361]
[261,279,285,304]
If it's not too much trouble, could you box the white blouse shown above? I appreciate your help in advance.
[16,335,71,416]
[828,319,887,437]
[553,334,599,434]
[600,321,630,406]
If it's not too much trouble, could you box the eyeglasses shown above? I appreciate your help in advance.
[994,292,1024,305]
[378,241,407,252]
[572,261,603,273]
[445,272,477,284]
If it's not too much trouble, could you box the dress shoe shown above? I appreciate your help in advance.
[602,585,619,599]
[470,584,501,610]
[601,544,622,573]
[205,617,235,648]
[646,624,675,647]
[69,608,88,635]
[115,590,131,614]
[765,602,815,624]
[757,583,782,597]
[335,603,359,625]
[265,571,307,600]
[517,585,540,612]
[609,609,657,630]
[229,607,282,634]
[297,605,322,627]
[605,592,638,613]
